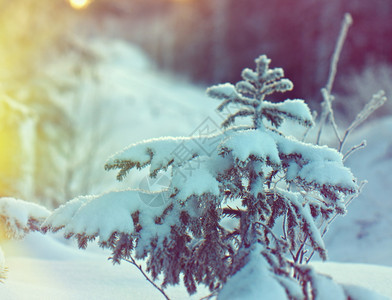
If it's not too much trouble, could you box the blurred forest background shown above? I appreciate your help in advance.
[1,0,391,208]
[87,0,392,105]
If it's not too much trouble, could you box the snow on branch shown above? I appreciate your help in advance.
[272,132,357,194]
[275,188,326,260]
[218,245,290,299]
[105,134,226,180]
[262,99,314,128]
[41,190,172,247]
[0,197,50,239]
[219,129,281,165]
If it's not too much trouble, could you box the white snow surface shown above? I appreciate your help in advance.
[312,262,392,299]
[0,232,202,300]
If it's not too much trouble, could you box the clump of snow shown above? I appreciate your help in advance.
[273,132,343,162]
[298,160,356,189]
[42,190,169,243]
[207,83,238,99]
[106,133,226,178]
[0,197,50,239]
[172,167,220,200]
[262,99,314,127]
[218,246,288,300]
[221,128,280,164]
[271,132,357,190]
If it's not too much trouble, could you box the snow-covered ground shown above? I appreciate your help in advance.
[1,38,391,299]
[1,232,390,299]
[0,233,200,300]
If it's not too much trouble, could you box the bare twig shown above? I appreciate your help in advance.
[343,140,367,161]
[339,90,387,152]
[200,291,219,300]
[326,13,353,94]
[302,110,317,142]
[295,235,309,264]
[122,256,170,300]
[316,13,353,145]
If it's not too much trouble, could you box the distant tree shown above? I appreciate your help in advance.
[0,97,36,199]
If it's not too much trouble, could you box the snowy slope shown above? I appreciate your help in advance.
[64,39,221,195]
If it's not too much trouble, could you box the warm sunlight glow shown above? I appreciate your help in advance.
[69,0,92,10]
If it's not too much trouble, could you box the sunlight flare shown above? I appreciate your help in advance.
[68,0,92,10]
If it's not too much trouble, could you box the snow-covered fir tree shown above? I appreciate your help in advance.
[42,55,359,299]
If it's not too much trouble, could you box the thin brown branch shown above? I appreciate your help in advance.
[316,13,352,145]
[343,140,367,161]
[123,257,170,300]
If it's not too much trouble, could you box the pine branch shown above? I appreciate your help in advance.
[216,96,257,112]
[305,180,367,264]
[221,109,254,128]
[222,206,243,218]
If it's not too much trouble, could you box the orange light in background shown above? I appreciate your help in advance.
[68,0,92,10]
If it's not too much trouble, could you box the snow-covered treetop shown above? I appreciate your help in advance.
[207,55,313,129]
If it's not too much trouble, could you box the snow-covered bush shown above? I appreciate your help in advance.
[0,197,50,240]
[0,197,50,281]
[42,55,363,298]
